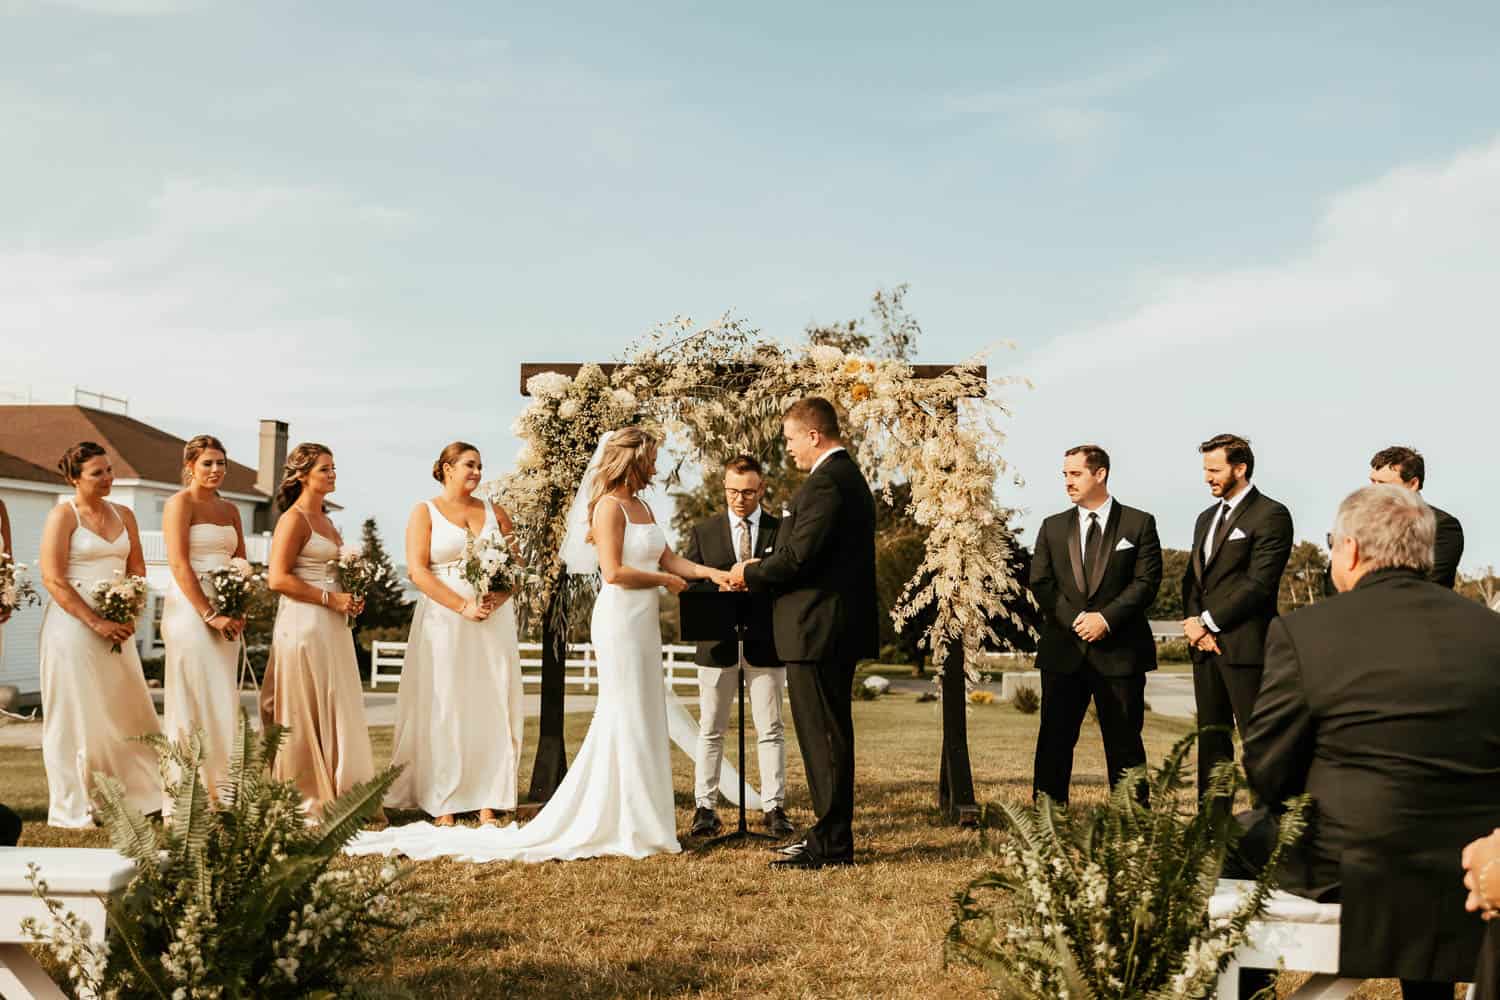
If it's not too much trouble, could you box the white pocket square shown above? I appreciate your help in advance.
[1115,538,1134,551]
[780,507,792,518]
[1228,527,1248,542]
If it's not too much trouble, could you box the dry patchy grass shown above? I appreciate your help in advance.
[3,696,1423,998]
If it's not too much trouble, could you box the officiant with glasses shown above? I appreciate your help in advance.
[680,454,793,839]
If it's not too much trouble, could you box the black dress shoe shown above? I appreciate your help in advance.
[763,807,795,838]
[689,806,722,837]
[770,852,854,871]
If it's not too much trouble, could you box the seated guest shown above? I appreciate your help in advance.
[1240,484,1500,999]
[0,802,19,846]
[1463,828,1500,999]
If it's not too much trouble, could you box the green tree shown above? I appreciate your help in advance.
[1147,548,1191,620]
[1278,540,1330,614]
[357,517,412,629]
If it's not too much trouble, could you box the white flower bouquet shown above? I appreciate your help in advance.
[328,547,383,627]
[87,571,149,653]
[0,553,41,614]
[459,532,522,600]
[201,557,263,623]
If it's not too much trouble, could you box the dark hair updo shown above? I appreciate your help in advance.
[276,442,332,511]
[58,441,108,483]
[182,434,227,486]
[433,441,480,484]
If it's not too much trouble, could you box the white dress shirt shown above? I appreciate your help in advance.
[730,506,762,559]
[809,446,846,476]
[1201,483,1252,633]
[1076,496,1114,555]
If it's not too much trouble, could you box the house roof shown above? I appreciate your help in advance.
[0,405,268,497]
[0,451,65,486]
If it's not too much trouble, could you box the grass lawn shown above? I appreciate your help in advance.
[5,696,1421,998]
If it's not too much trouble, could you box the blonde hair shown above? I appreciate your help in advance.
[432,441,479,484]
[276,442,332,512]
[585,428,659,542]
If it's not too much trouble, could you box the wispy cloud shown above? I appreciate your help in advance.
[1005,136,1500,571]
[937,53,1167,152]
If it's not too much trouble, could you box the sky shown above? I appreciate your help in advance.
[2,1,1497,571]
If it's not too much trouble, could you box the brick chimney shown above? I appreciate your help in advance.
[254,419,288,532]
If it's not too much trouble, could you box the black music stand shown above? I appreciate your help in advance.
[678,586,778,849]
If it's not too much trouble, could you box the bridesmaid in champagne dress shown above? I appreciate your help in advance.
[0,498,12,658]
[387,442,524,826]
[37,443,162,828]
[259,443,377,819]
[161,435,248,801]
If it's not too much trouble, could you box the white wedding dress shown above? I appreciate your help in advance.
[347,504,682,863]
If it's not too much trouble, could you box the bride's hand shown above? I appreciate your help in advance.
[706,568,733,590]
[661,573,688,595]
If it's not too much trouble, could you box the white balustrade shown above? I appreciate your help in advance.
[369,640,700,691]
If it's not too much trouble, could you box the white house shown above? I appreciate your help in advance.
[0,405,290,703]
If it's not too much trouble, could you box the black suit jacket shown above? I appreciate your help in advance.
[681,510,780,667]
[1242,568,1500,982]
[1028,501,1162,678]
[1429,503,1465,589]
[743,450,878,664]
[1181,486,1294,665]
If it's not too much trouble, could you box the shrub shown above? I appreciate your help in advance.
[24,713,430,998]
[1011,685,1040,714]
[139,655,165,686]
[1157,637,1192,663]
[968,690,996,706]
[946,734,1308,998]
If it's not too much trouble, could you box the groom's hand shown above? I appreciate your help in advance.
[1073,612,1109,642]
[728,560,757,590]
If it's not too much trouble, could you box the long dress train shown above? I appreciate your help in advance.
[347,517,680,862]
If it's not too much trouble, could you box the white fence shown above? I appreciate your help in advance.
[370,640,702,691]
[138,530,273,565]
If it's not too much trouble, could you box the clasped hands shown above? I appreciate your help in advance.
[1463,827,1500,919]
[716,559,758,592]
[1181,616,1223,655]
[1072,611,1109,643]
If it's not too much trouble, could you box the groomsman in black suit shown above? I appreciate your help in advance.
[732,397,878,870]
[1181,433,1293,799]
[680,454,793,839]
[1368,446,1464,588]
[1028,445,1162,805]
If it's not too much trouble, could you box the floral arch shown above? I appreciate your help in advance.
[491,317,1028,821]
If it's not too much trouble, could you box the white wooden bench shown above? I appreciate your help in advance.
[0,847,135,999]
[370,640,701,691]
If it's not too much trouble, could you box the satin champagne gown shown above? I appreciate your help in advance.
[386,501,524,816]
[258,520,376,818]
[161,523,241,799]
[39,501,162,828]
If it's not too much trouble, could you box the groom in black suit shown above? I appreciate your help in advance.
[732,397,877,869]
[1028,445,1162,805]
[1181,433,1293,800]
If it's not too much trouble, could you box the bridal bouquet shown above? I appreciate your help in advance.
[88,571,149,653]
[460,532,523,600]
[201,557,263,623]
[0,553,41,615]
[328,548,383,627]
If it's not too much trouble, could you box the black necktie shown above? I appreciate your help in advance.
[1209,501,1233,559]
[1083,512,1102,585]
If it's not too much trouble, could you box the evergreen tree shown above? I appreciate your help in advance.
[357,517,412,629]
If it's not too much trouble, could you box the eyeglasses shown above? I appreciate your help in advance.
[724,488,760,500]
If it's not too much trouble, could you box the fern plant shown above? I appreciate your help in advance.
[945,732,1308,999]
[24,712,429,999]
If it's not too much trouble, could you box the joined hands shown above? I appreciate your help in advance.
[721,559,758,592]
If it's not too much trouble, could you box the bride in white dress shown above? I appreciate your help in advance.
[349,428,731,862]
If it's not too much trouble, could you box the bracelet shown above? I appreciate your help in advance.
[1477,857,1500,911]
[320,590,329,607]
[201,607,216,623]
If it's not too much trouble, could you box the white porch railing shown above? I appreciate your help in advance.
[138,530,273,564]
[369,640,700,691]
